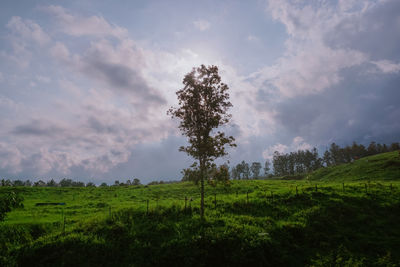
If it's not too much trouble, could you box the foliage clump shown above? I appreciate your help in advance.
[0,191,23,221]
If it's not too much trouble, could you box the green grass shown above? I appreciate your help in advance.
[1,179,400,266]
[1,152,400,266]
[309,151,400,181]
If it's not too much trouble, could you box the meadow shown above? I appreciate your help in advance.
[1,151,400,266]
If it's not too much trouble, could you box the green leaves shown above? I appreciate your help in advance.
[0,191,24,221]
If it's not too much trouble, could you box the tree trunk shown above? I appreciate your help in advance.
[200,159,205,220]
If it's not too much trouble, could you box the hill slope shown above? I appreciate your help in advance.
[309,151,400,181]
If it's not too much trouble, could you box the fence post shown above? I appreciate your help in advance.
[61,208,65,234]
[63,216,66,235]
[185,196,187,211]
[315,184,318,192]
[342,183,345,192]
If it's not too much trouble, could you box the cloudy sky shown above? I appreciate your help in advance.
[0,0,399,183]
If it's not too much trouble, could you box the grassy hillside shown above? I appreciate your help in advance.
[309,151,400,181]
[1,179,400,266]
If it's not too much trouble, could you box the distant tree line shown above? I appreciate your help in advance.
[230,161,270,180]
[230,141,399,179]
[273,141,399,177]
[181,162,230,186]
[321,141,399,166]
[0,178,142,187]
[272,148,321,177]
[1,141,398,186]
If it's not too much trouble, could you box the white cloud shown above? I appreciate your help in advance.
[0,142,23,173]
[42,5,128,39]
[6,16,51,46]
[0,95,19,111]
[262,136,312,159]
[0,7,173,177]
[247,35,259,42]
[50,42,70,62]
[257,0,374,98]
[292,136,312,151]
[193,19,211,31]
[36,75,51,83]
[257,0,400,99]
[262,143,288,159]
[255,42,366,97]
[3,16,51,68]
[371,60,400,74]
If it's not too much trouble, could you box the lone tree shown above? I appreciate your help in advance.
[168,64,235,219]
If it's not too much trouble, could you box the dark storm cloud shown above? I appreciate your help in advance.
[272,66,400,146]
[326,0,400,61]
[82,57,166,105]
[12,120,64,137]
[87,116,120,134]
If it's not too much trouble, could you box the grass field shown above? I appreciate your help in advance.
[1,152,400,266]
[309,151,400,181]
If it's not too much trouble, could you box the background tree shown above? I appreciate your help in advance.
[86,182,96,187]
[323,150,332,166]
[132,178,141,186]
[12,180,25,187]
[208,164,230,186]
[230,166,239,180]
[47,179,57,187]
[168,64,235,219]
[250,162,262,179]
[242,161,250,179]
[181,162,201,183]
[367,141,378,156]
[264,160,271,176]
[234,162,244,179]
[34,180,46,187]
[71,181,85,187]
[60,178,73,187]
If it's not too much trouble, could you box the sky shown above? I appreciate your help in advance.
[0,0,399,183]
